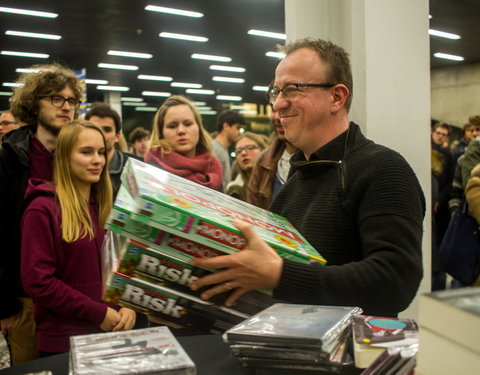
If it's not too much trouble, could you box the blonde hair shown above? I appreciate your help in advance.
[54,120,112,242]
[149,95,212,154]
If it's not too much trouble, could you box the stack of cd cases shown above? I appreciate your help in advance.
[69,326,195,375]
[224,303,362,373]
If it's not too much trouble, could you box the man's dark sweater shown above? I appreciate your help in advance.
[270,122,425,317]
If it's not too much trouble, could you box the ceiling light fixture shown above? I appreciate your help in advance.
[121,97,144,102]
[85,79,109,85]
[16,68,41,73]
[193,101,207,106]
[209,65,245,73]
[107,50,153,59]
[135,106,158,112]
[145,5,203,18]
[138,74,173,81]
[191,53,231,62]
[252,86,269,91]
[433,52,464,61]
[97,85,130,91]
[248,29,286,40]
[1,50,49,58]
[212,76,245,83]
[0,6,58,18]
[98,63,139,70]
[2,82,24,87]
[428,29,461,40]
[123,102,147,107]
[198,110,217,115]
[159,32,208,42]
[6,30,61,40]
[265,51,285,59]
[142,91,171,97]
[171,82,202,88]
[0,91,13,96]
[186,88,215,95]
[216,95,242,101]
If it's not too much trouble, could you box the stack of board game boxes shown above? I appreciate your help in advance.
[103,158,326,333]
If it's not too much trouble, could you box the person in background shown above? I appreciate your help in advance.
[85,102,140,199]
[226,132,267,201]
[145,95,222,190]
[211,110,245,191]
[248,105,297,209]
[21,120,136,355]
[0,110,22,144]
[128,126,150,159]
[451,123,473,162]
[0,63,83,364]
[190,37,424,318]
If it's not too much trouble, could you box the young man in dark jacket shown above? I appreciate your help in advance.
[190,38,425,318]
[0,64,82,364]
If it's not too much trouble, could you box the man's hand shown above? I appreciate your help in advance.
[113,308,136,331]
[100,307,121,331]
[190,220,283,306]
[0,315,17,335]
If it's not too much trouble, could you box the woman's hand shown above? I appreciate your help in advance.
[100,307,121,331]
[113,308,136,331]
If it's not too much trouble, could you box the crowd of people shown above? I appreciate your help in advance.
[0,37,430,366]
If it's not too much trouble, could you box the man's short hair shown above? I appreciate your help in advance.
[469,115,480,126]
[129,126,150,143]
[10,63,82,126]
[434,123,450,135]
[280,38,353,111]
[85,102,122,133]
[462,123,473,135]
[216,110,246,133]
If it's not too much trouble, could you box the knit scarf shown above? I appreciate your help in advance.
[145,147,222,190]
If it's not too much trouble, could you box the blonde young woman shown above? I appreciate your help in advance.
[21,120,135,356]
[145,95,222,190]
[226,132,267,201]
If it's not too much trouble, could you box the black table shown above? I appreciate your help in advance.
[0,334,361,375]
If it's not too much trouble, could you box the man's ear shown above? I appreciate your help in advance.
[222,122,230,130]
[331,84,349,113]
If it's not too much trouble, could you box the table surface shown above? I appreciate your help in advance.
[0,334,361,375]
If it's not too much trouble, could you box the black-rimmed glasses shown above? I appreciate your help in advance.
[268,82,336,103]
[39,95,80,109]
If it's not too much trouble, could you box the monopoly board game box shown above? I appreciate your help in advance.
[104,272,248,334]
[116,239,273,316]
[120,158,326,265]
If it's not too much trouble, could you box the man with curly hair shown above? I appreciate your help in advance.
[0,63,82,364]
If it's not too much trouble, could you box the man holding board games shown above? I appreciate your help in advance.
[191,38,425,317]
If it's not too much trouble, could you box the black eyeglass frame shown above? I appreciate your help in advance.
[268,82,337,103]
[39,95,80,109]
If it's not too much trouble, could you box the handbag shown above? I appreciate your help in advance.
[438,202,480,285]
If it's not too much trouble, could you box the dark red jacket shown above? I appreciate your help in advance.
[21,179,109,353]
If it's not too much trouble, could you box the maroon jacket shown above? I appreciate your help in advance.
[21,179,109,353]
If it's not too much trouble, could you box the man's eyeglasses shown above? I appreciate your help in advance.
[268,82,336,103]
[434,131,448,137]
[0,120,17,126]
[39,95,80,109]
[235,144,259,155]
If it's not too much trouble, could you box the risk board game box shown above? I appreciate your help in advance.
[120,158,326,265]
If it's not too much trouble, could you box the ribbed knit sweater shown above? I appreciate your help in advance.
[270,122,425,317]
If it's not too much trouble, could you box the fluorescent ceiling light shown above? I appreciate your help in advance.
[0,92,13,96]
[107,50,153,59]
[3,82,24,87]
[252,85,269,91]
[171,82,202,88]
[212,76,245,83]
[429,15,432,19]
[216,95,242,101]
[0,6,58,18]
[138,74,172,81]
[198,110,217,115]
[135,107,158,112]
[209,65,245,72]
[1,50,49,58]
[6,30,61,40]
[248,29,286,40]
[121,97,143,102]
[98,63,139,70]
[142,91,171,97]
[16,68,40,73]
[85,79,108,85]
[197,106,212,110]
[266,51,285,59]
[97,85,129,91]
[186,88,215,95]
[433,52,464,61]
[191,53,231,62]
[159,32,208,42]
[239,109,258,115]
[193,101,207,106]
[428,29,461,40]
[123,102,147,106]
[145,5,203,18]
